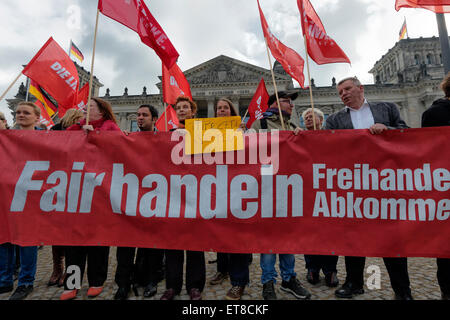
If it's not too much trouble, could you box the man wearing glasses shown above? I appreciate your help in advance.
[250,91,311,300]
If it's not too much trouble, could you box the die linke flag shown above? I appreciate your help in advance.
[69,40,84,63]
[35,100,54,129]
[155,104,179,131]
[395,0,450,13]
[257,0,305,88]
[22,37,79,109]
[246,78,269,129]
[297,0,350,65]
[162,62,192,105]
[98,0,179,69]
[58,83,89,118]
[28,80,57,117]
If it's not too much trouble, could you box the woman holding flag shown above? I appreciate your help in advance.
[60,98,121,300]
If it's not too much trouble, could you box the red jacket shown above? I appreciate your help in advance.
[67,118,121,131]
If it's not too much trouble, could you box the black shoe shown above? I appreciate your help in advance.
[306,270,320,285]
[9,285,33,300]
[262,280,277,300]
[335,282,364,299]
[395,291,413,300]
[281,277,311,300]
[143,283,157,298]
[114,286,130,300]
[0,285,14,294]
[325,272,339,287]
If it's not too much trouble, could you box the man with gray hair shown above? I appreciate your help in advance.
[325,77,413,300]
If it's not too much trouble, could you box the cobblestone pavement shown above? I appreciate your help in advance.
[0,246,443,300]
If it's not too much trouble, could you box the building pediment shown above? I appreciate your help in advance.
[156,55,292,91]
[184,55,291,85]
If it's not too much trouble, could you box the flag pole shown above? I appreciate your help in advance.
[264,37,286,130]
[164,102,168,131]
[0,70,23,103]
[86,8,100,125]
[303,37,317,130]
[404,16,409,38]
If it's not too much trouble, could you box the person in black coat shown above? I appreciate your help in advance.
[421,72,450,300]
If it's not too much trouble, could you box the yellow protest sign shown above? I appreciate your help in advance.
[184,116,244,155]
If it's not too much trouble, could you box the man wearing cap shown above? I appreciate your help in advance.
[251,91,300,131]
[325,76,413,300]
[250,91,311,300]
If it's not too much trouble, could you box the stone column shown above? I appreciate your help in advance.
[231,97,240,115]
[207,99,215,118]
[119,112,128,130]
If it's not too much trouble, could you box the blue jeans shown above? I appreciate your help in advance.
[260,253,296,284]
[0,243,37,287]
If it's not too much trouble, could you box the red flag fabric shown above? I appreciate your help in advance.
[35,100,54,129]
[395,0,450,13]
[298,0,350,65]
[1,127,449,258]
[73,83,90,113]
[257,0,306,88]
[162,63,192,105]
[98,0,179,68]
[155,104,179,131]
[246,78,269,129]
[22,37,79,110]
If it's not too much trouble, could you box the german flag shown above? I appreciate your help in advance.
[28,80,57,117]
[70,40,84,63]
[399,19,407,40]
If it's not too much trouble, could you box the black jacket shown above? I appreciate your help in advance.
[422,98,450,127]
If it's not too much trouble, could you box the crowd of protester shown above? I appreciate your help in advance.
[0,73,449,301]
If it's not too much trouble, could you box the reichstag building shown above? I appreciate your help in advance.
[7,37,445,129]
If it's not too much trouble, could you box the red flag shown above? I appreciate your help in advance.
[395,0,450,13]
[98,0,179,68]
[298,0,350,65]
[257,0,305,88]
[162,63,192,105]
[59,82,90,117]
[22,37,79,110]
[246,78,269,129]
[35,100,54,130]
[155,104,179,131]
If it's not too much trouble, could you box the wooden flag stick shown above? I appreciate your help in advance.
[264,37,286,130]
[0,70,23,103]
[164,102,168,132]
[242,108,249,121]
[303,37,317,130]
[86,8,100,125]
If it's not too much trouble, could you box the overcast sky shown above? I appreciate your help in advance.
[0,0,448,123]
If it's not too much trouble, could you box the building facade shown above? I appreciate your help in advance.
[7,37,446,129]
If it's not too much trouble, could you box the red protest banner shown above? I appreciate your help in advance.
[246,78,269,129]
[257,0,306,88]
[298,0,350,65]
[395,0,450,13]
[98,0,179,68]
[162,62,192,105]
[0,127,449,258]
[22,37,79,109]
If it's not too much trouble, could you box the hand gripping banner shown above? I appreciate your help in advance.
[0,127,449,258]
